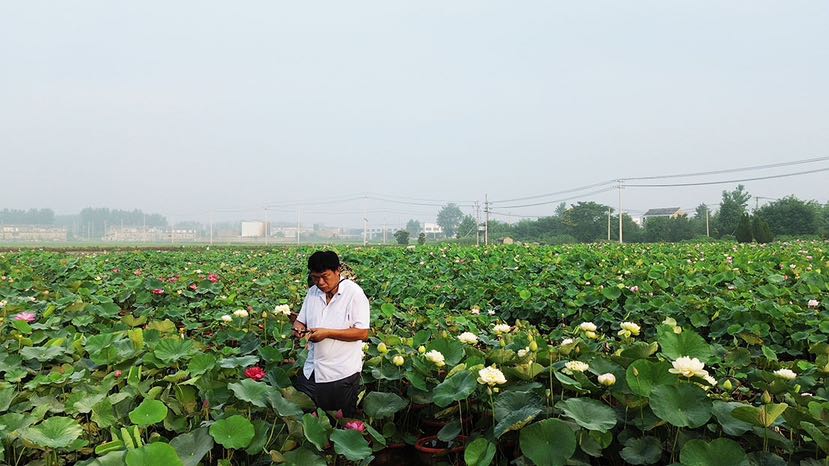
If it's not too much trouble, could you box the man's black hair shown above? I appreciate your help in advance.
[307,251,341,273]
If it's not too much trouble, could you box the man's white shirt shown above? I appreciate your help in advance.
[296,279,370,383]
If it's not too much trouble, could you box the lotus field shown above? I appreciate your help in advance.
[1,242,828,466]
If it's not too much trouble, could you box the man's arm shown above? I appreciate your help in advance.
[307,327,369,342]
[292,319,307,339]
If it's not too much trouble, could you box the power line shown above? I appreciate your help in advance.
[494,186,617,209]
[622,155,829,181]
[490,179,617,204]
[625,166,829,187]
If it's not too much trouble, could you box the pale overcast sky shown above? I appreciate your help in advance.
[1,1,827,227]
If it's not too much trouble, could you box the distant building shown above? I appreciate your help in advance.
[103,227,166,242]
[642,207,684,223]
[241,221,267,238]
[423,223,443,237]
[0,225,67,242]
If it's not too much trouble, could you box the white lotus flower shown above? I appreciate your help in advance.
[579,322,597,332]
[488,310,496,316]
[477,365,507,386]
[274,304,291,316]
[425,350,446,367]
[458,332,478,344]
[807,299,820,309]
[564,361,590,373]
[598,373,616,386]
[703,374,717,386]
[620,322,641,336]
[0,300,6,308]
[220,315,233,322]
[470,307,481,315]
[392,355,405,366]
[517,348,529,358]
[233,309,249,318]
[561,338,575,346]
[773,368,796,380]
[669,356,707,378]
[493,324,511,335]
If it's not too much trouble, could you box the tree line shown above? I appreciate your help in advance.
[422,186,829,245]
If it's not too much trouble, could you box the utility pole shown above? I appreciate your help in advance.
[209,210,214,246]
[296,208,301,245]
[606,210,612,241]
[484,194,490,246]
[171,217,175,244]
[475,201,481,246]
[264,207,269,246]
[755,197,759,212]
[383,221,387,245]
[705,206,710,237]
[363,217,368,246]
[617,180,624,244]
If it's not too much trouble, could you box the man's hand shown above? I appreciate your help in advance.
[307,328,328,342]
[292,320,308,339]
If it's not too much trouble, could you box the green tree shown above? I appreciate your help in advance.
[752,216,773,243]
[455,215,477,239]
[405,219,421,237]
[716,185,751,237]
[756,196,820,236]
[436,203,464,238]
[393,229,410,245]
[735,214,753,243]
[691,204,711,237]
[643,217,671,242]
[562,202,613,242]
[417,232,426,245]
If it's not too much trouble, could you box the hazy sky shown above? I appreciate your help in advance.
[2,1,828,228]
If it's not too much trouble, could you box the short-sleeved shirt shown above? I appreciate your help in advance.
[296,279,370,383]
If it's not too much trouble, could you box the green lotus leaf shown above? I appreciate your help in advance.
[302,412,330,451]
[494,390,543,438]
[679,438,748,466]
[330,429,373,462]
[556,397,617,432]
[283,447,327,466]
[125,442,183,466]
[153,339,198,364]
[170,427,214,466]
[711,401,753,436]
[650,384,712,428]
[432,371,478,408]
[426,338,466,367]
[21,416,83,449]
[620,436,663,465]
[658,327,713,363]
[731,403,787,428]
[465,437,497,466]
[626,359,676,397]
[519,418,576,466]
[267,389,304,417]
[363,391,409,419]
[209,415,255,449]
[228,379,274,408]
[128,399,168,426]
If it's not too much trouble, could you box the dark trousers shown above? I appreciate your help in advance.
[294,371,362,418]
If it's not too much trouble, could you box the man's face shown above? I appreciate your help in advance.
[310,269,340,293]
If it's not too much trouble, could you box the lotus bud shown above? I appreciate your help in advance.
[794,384,801,394]
[585,331,597,340]
[377,342,389,354]
[632,367,639,377]
[762,390,772,404]
[418,345,426,354]
[529,341,538,352]
[722,379,733,391]
[393,355,405,366]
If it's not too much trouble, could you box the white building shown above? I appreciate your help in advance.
[423,223,443,237]
[241,221,267,238]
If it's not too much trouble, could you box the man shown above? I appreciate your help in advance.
[293,251,370,417]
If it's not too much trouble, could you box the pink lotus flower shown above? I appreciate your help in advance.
[167,276,179,284]
[189,284,198,291]
[134,269,143,276]
[14,312,36,323]
[629,286,639,293]
[344,421,366,432]
[244,366,267,381]
[151,289,165,295]
[335,409,344,420]
[112,268,120,274]
[208,274,219,283]
[114,370,123,378]
[808,299,820,309]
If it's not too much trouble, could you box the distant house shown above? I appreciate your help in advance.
[642,207,684,223]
